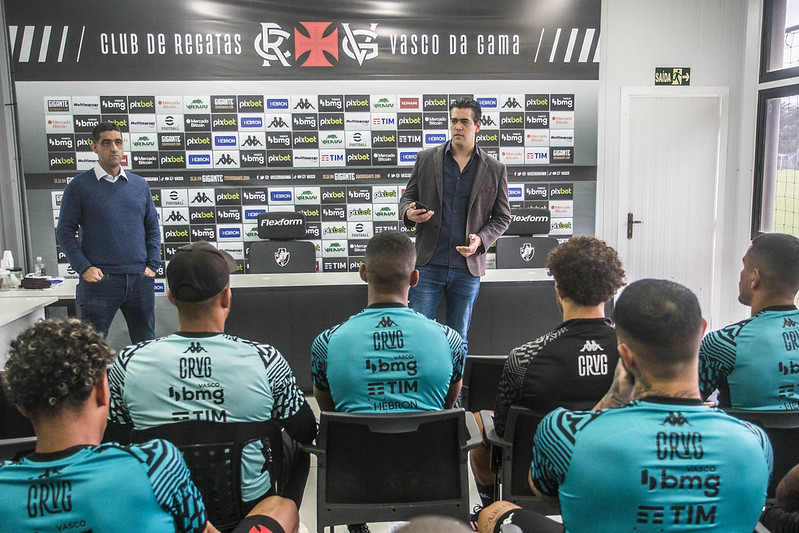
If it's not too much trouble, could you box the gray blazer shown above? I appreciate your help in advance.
[399,143,511,277]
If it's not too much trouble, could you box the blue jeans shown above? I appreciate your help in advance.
[76,273,155,343]
[409,264,481,354]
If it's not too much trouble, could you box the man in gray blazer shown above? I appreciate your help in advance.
[399,97,511,353]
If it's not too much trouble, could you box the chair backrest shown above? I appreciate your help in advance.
[0,436,37,461]
[0,371,34,439]
[495,236,559,269]
[247,240,316,273]
[723,409,799,499]
[310,409,480,530]
[502,406,550,511]
[131,420,281,532]
[460,355,507,412]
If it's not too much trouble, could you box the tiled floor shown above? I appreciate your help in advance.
[299,396,481,533]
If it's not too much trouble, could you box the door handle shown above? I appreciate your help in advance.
[627,212,643,239]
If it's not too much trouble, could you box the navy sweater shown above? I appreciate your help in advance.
[56,169,161,275]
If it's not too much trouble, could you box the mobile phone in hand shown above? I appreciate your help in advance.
[414,201,429,212]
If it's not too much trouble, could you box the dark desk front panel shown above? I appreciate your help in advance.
[227,280,559,392]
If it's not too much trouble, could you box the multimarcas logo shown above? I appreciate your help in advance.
[254,21,379,67]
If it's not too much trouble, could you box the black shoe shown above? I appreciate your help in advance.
[470,504,483,531]
[347,524,371,533]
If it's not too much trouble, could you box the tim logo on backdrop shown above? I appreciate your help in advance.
[254,21,379,67]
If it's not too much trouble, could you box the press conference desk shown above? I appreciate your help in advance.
[225,270,559,391]
[0,271,560,391]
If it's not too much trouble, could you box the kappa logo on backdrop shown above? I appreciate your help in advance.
[254,21,379,67]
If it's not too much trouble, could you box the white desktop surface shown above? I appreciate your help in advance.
[0,296,58,367]
[0,269,551,298]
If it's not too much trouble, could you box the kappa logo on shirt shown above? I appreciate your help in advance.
[183,342,208,354]
[783,318,799,328]
[660,412,691,427]
[376,316,397,328]
[579,340,603,352]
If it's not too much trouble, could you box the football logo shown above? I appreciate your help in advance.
[275,247,291,267]
[519,243,535,262]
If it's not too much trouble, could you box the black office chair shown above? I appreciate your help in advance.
[460,355,508,412]
[723,408,799,499]
[302,409,481,532]
[495,208,558,269]
[0,436,37,461]
[0,371,34,439]
[132,420,283,533]
[481,405,554,513]
[248,212,316,273]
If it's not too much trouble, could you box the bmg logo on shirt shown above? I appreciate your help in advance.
[365,356,417,376]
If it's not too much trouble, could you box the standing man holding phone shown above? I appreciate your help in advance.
[57,122,161,343]
[399,97,511,353]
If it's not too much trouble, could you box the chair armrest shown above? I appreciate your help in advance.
[464,411,483,451]
[481,409,511,450]
[298,440,324,458]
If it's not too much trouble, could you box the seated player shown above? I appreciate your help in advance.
[699,232,799,408]
[311,230,465,533]
[479,279,773,533]
[0,318,215,532]
[312,230,465,414]
[471,236,625,507]
[109,241,317,510]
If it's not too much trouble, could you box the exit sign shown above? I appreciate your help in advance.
[655,67,691,86]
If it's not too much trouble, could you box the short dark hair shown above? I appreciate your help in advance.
[748,233,799,292]
[613,279,703,366]
[3,319,116,418]
[365,230,416,292]
[546,236,625,306]
[92,122,122,142]
[450,97,482,124]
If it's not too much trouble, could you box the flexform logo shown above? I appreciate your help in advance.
[254,21,379,67]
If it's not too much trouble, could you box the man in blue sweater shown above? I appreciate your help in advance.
[56,122,161,343]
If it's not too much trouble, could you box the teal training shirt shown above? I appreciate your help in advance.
[109,332,307,501]
[0,440,206,532]
[311,304,464,413]
[699,305,799,409]
[532,399,772,532]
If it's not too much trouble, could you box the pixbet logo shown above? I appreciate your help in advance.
[254,22,379,67]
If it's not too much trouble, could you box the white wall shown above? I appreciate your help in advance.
[597,0,762,326]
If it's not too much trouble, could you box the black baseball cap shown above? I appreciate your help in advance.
[167,241,237,302]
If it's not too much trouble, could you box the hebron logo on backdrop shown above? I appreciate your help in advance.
[254,21,379,67]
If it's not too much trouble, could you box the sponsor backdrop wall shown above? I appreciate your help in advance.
[5,0,600,287]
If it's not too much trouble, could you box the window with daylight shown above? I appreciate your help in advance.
[762,0,799,81]
[754,1,799,237]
